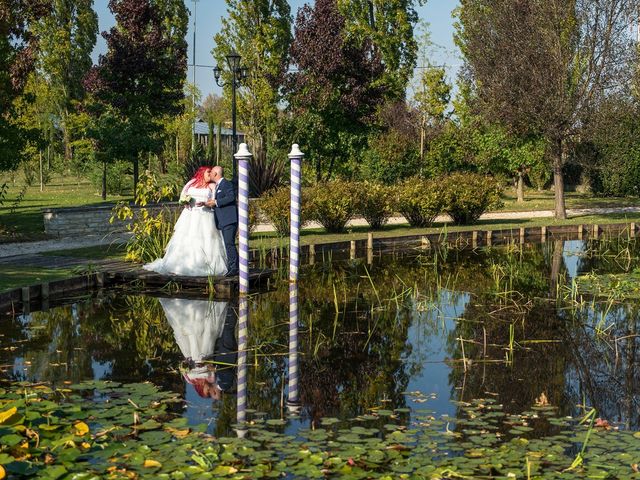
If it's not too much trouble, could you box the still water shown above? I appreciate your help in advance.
[1,239,639,436]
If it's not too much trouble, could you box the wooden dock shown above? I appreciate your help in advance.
[99,260,275,296]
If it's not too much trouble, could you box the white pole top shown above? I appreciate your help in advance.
[288,144,304,159]
[234,143,253,158]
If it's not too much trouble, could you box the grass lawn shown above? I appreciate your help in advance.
[0,172,131,242]
[2,170,640,242]
[500,189,640,211]
[0,266,76,291]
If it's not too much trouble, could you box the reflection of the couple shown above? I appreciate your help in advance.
[160,298,238,399]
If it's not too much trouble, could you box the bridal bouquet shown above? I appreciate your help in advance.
[179,194,194,206]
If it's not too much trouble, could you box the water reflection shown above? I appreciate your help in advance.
[2,238,640,432]
[160,299,237,399]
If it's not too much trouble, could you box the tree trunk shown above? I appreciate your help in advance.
[553,140,566,219]
[63,116,72,167]
[102,160,107,200]
[39,151,43,192]
[516,172,524,202]
[420,121,425,163]
[216,124,222,165]
[207,119,215,161]
[133,157,139,199]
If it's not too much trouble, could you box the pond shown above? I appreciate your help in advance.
[1,238,640,477]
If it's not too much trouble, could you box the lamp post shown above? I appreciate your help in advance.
[213,51,247,186]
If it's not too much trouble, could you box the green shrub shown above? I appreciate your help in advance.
[248,199,259,235]
[353,181,393,229]
[359,129,420,183]
[307,180,358,233]
[258,187,308,237]
[111,171,179,263]
[395,177,443,228]
[440,172,503,225]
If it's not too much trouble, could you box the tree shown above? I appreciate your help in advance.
[285,0,386,181]
[456,0,638,218]
[337,0,424,100]
[86,0,188,194]
[0,0,49,171]
[34,0,97,164]
[201,93,228,164]
[414,65,451,163]
[214,0,292,192]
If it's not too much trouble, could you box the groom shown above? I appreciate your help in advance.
[208,166,239,276]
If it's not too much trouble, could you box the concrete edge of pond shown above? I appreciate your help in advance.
[0,221,636,316]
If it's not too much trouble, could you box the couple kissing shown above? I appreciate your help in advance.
[144,165,239,277]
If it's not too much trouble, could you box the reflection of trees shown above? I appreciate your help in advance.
[451,300,571,417]
[576,237,640,275]
[21,306,95,384]
[85,294,183,393]
[447,241,571,425]
[562,302,640,428]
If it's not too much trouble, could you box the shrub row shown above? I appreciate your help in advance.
[258,172,503,235]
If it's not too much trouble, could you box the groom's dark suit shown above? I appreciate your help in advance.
[213,178,238,275]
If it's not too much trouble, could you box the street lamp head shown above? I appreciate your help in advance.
[226,50,241,71]
[213,65,221,83]
[239,67,248,82]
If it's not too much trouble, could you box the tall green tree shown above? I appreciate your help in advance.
[285,0,386,181]
[456,0,637,219]
[34,0,97,164]
[337,0,424,100]
[414,65,450,163]
[213,0,292,191]
[85,0,188,194]
[0,0,49,171]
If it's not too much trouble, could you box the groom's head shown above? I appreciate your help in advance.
[211,166,224,183]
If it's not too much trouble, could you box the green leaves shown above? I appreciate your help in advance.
[1,379,640,478]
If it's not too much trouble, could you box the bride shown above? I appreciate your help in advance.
[144,166,228,276]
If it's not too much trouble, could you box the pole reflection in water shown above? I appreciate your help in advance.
[287,282,300,410]
[236,296,248,434]
[160,299,238,400]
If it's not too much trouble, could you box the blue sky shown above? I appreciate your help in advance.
[92,0,461,99]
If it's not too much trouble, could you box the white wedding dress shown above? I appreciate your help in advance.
[144,186,228,276]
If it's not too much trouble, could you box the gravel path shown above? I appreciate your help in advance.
[2,206,640,259]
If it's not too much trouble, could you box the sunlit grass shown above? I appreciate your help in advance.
[0,172,132,240]
[0,266,75,291]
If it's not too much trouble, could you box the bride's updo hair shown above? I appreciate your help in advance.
[191,166,211,188]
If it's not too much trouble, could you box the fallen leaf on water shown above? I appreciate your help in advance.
[0,465,5,480]
[74,421,90,436]
[534,393,549,407]
[165,427,190,438]
[0,406,17,424]
[143,459,162,468]
[595,418,612,430]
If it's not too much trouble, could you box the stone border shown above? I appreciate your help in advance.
[42,203,182,237]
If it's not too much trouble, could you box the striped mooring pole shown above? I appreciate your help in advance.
[287,144,304,408]
[234,143,252,430]
[235,143,252,294]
